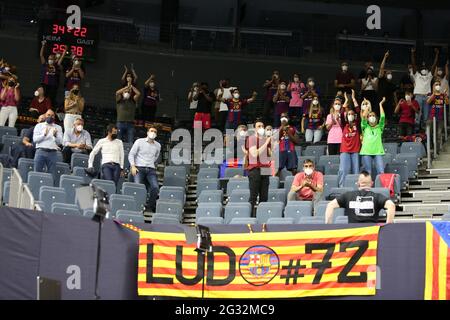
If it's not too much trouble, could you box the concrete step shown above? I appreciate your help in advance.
[402,190,450,202]
[408,178,450,190]
[399,203,450,214]
[426,168,450,175]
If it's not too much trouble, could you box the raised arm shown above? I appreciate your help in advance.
[246,91,258,103]
[121,65,129,82]
[379,50,389,78]
[131,86,141,102]
[411,47,417,74]
[431,48,439,75]
[130,63,138,83]
[144,74,155,87]
[40,41,46,64]
[56,50,65,66]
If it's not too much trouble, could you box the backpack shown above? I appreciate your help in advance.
[378,173,396,198]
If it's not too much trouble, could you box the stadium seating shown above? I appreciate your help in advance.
[304,145,327,158]
[228,189,250,203]
[323,175,339,199]
[343,174,359,189]
[256,202,284,224]
[55,162,71,187]
[197,216,224,225]
[334,216,349,224]
[1,135,21,155]
[155,200,183,220]
[195,203,223,222]
[383,143,398,155]
[122,182,148,211]
[224,167,244,178]
[224,203,252,224]
[73,166,93,183]
[116,211,145,223]
[39,187,66,213]
[268,189,287,203]
[226,178,249,195]
[197,178,220,196]
[197,168,219,180]
[91,179,116,196]
[159,186,186,205]
[18,158,34,180]
[152,213,181,224]
[51,203,82,216]
[299,216,324,224]
[229,217,257,225]
[0,126,18,138]
[266,217,295,224]
[60,175,85,204]
[198,189,223,204]
[27,172,54,200]
[109,194,138,218]
[284,202,312,222]
[269,176,280,189]
[70,153,89,169]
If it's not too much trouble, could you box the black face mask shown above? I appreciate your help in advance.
[110,133,118,140]
[72,89,79,95]
[8,81,15,87]
[46,117,55,124]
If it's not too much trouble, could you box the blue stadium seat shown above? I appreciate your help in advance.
[304,145,327,158]
[152,213,180,224]
[279,169,293,182]
[269,176,280,190]
[268,188,287,203]
[195,203,222,222]
[393,154,419,179]
[109,194,137,218]
[323,175,339,199]
[229,217,257,225]
[51,203,82,216]
[284,202,313,222]
[55,162,70,187]
[91,179,117,196]
[318,155,340,167]
[199,163,219,170]
[266,217,295,224]
[228,189,250,203]
[163,175,186,188]
[370,187,390,199]
[116,211,145,224]
[28,172,54,200]
[59,175,85,204]
[164,166,187,179]
[256,202,284,224]
[39,186,66,213]
[400,142,426,159]
[197,168,219,180]
[327,187,354,200]
[284,175,295,194]
[122,182,148,211]
[299,216,324,224]
[18,158,34,180]
[198,189,223,204]
[324,163,340,175]
[197,216,224,225]
[224,203,252,224]
[383,153,393,166]
[197,178,220,196]
[70,153,89,169]
[0,126,17,138]
[73,166,94,183]
[226,178,248,195]
[294,146,302,159]
[334,216,349,224]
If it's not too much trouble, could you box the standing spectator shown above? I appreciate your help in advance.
[62,118,93,163]
[302,97,324,144]
[188,82,199,120]
[129,125,161,212]
[63,85,85,133]
[262,71,280,124]
[301,77,320,118]
[334,61,355,94]
[214,79,236,131]
[115,80,141,143]
[325,171,395,224]
[245,119,272,215]
[378,51,398,118]
[358,60,374,82]
[87,124,124,186]
[0,77,20,127]
[121,64,138,86]
[222,89,257,130]
[29,86,52,119]
[288,159,323,207]
[394,91,419,137]
[427,81,449,152]
[411,47,438,128]
[325,99,343,155]
[272,81,291,128]
[141,74,160,122]
[39,40,64,107]
[434,60,449,94]
[193,82,215,130]
[64,56,85,97]
[399,64,415,98]
[360,65,378,109]
[338,94,361,187]
[277,113,300,176]
[32,109,63,177]
[287,73,306,120]
[360,97,386,177]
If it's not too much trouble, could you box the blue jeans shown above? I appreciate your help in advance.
[415,94,429,127]
[117,122,134,143]
[362,155,384,178]
[34,149,57,178]
[101,163,121,185]
[338,152,360,187]
[134,167,159,211]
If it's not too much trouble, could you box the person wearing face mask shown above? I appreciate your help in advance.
[121,64,138,87]
[287,73,306,121]
[302,97,324,144]
[325,100,343,155]
[222,89,257,130]
[62,118,92,163]
[29,86,52,119]
[433,61,449,94]
[394,91,419,137]
[334,62,355,94]
[141,74,160,122]
[360,64,379,109]
[193,82,215,130]
[288,159,323,208]
[115,80,141,143]
[277,114,300,176]
[360,97,386,178]
[63,84,85,133]
[272,81,291,128]
[427,81,449,152]
[411,47,439,128]
[128,126,161,212]
[245,119,272,215]
[0,77,20,127]
[39,41,64,107]
[377,50,398,118]
[32,109,63,178]
[87,124,124,185]
[301,77,320,115]
[223,124,248,178]
[262,71,281,125]
[399,64,415,98]
[188,82,199,120]
[325,171,395,224]
[64,58,85,97]
[214,79,236,131]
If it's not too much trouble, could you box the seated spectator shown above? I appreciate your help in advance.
[62,118,93,163]
[277,113,300,176]
[334,61,355,94]
[116,78,141,143]
[325,171,395,223]
[129,125,161,212]
[64,85,85,133]
[302,96,324,144]
[0,76,20,127]
[394,91,419,137]
[141,74,160,122]
[427,81,449,152]
[87,124,124,185]
[222,89,257,130]
[33,109,63,177]
[360,97,386,177]
[287,73,306,120]
[325,99,343,155]
[288,159,323,206]
[29,86,52,119]
[193,82,215,131]
[272,81,291,128]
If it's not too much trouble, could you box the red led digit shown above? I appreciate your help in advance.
[52,43,59,53]
[80,27,87,37]
[58,25,65,34]
[73,28,80,37]
[76,46,83,56]
[52,24,58,34]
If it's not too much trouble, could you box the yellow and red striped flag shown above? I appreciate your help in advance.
[137,226,380,298]
[424,221,450,300]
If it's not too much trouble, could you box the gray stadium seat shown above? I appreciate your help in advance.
[70,153,89,169]
[226,178,249,195]
[279,169,292,182]
[393,154,419,179]
[370,187,390,199]
[59,175,85,204]
[268,189,287,203]
[256,202,284,224]
[0,126,17,138]
[198,190,223,204]
[266,217,295,224]
[334,216,349,224]
[197,178,220,196]
[73,166,93,183]
[224,203,252,224]
[51,203,82,216]
[55,162,70,186]
[383,142,398,156]
[91,179,116,196]
[18,158,34,180]
[400,142,425,159]
[159,186,185,205]
[116,211,145,224]
[39,186,66,213]
[1,135,21,154]
[304,145,327,158]
[155,200,183,219]
[3,181,10,205]
[224,167,244,178]
[318,155,340,167]
[299,216,324,224]
[374,174,400,200]
[323,175,338,199]
[327,187,354,200]
[28,172,54,199]
[164,165,187,179]
[269,176,280,189]
[195,203,223,222]
[385,163,409,189]
[122,182,148,211]
[197,168,219,180]
[152,213,180,224]
[109,194,137,218]
[297,156,319,170]
[163,175,186,188]
[228,189,250,203]
[229,217,257,225]
[343,174,359,189]
[284,175,295,194]
[324,163,340,175]
[284,202,313,222]
[199,163,219,170]
[197,216,224,225]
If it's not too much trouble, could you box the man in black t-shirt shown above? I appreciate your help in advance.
[325,171,395,223]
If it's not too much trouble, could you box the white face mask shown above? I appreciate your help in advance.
[361,103,369,110]
[342,65,348,71]
[257,128,265,136]
[34,90,39,97]
[293,77,299,82]
[386,74,393,80]
[48,60,54,65]
[304,168,313,176]
[280,84,286,90]
[435,85,441,92]
[149,82,155,88]
[405,95,411,101]
[76,125,83,132]
[55,53,61,59]
[347,115,355,122]
[4,67,10,72]
[123,92,130,100]
[312,100,319,106]
[239,130,247,138]
[421,70,428,76]
[369,116,377,124]
[233,93,240,99]
[265,130,272,137]
[148,132,157,140]
[334,104,341,111]
[437,70,443,76]
[308,81,315,87]
[74,60,80,65]
[280,117,288,123]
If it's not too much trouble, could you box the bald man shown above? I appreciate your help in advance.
[325,171,395,224]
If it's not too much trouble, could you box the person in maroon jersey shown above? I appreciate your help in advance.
[394,90,419,137]
[277,113,300,176]
[222,88,257,130]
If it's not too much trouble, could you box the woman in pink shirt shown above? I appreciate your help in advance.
[325,99,343,155]
[288,73,305,121]
[0,76,20,127]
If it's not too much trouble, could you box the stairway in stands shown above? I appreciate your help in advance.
[398,140,450,221]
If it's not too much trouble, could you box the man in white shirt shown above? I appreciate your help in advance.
[128,125,161,212]
[87,124,124,185]
[33,109,63,178]
[62,118,93,163]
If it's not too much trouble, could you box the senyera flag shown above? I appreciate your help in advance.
[424,221,450,300]
[136,226,380,298]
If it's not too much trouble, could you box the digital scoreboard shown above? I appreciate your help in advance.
[38,19,99,62]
